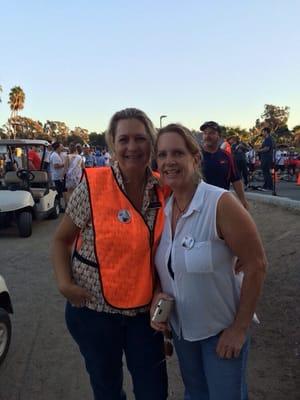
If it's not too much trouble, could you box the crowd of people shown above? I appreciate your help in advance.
[51,108,269,400]
[202,125,299,191]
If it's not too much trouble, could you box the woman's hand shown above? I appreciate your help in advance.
[150,292,171,332]
[216,325,247,359]
[59,282,92,307]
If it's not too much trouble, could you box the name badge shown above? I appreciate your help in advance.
[181,235,195,250]
[117,209,131,223]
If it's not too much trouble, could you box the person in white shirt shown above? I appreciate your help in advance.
[151,123,267,400]
[50,142,65,212]
[104,150,112,166]
[64,142,83,203]
[275,148,285,173]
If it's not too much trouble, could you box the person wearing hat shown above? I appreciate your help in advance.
[200,121,249,210]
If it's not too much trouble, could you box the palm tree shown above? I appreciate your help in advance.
[8,86,25,138]
[8,86,25,118]
[0,85,3,103]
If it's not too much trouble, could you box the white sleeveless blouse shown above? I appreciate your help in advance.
[155,181,244,341]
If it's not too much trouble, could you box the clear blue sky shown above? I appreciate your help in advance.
[0,0,299,132]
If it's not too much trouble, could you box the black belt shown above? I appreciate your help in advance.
[72,250,98,269]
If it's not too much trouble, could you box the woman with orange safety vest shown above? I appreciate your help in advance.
[52,108,168,400]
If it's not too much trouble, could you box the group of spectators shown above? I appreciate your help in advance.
[48,142,111,211]
[202,123,299,192]
[0,141,112,212]
[216,126,274,190]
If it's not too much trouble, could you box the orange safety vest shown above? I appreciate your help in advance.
[84,167,166,310]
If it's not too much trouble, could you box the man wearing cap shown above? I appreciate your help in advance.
[200,121,249,210]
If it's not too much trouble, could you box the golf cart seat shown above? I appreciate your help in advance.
[4,171,23,184]
[4,170,49,184]
[4,171,50,199]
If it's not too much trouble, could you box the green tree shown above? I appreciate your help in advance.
[250,104,291,147]
[8,86,25,118]
[44,120,70,143]
[67,133,84,145]
[71,127,89,144]
[292,125,300,147]
[224,126,249,142]
[274,125,293,145]
[0,124,9,138]
[260,104,290,133]
[8,86,26,138]
[9,116,43,138]
[89,131,107,147]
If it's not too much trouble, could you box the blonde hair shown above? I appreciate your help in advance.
[156,123,202,182]
[105,108,156,155]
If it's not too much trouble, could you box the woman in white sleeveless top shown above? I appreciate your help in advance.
[151,123,267,400]
[64,142,83,203]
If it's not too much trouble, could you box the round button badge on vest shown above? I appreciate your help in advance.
[117,209,131,223]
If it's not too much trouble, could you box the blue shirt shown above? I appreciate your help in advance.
[261,135,274,161]
[84,154,96,168]
[202,149,240,190]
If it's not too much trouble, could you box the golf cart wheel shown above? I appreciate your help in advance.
[49,198,60,220]
[17,211,32,237]
[0,308,11,366]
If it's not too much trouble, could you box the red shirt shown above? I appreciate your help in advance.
[28,150,41,170]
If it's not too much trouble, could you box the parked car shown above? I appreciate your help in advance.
[0,275,13,366]
[0,139,60,237]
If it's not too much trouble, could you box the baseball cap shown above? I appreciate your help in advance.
[82,143,90,148]
[200,121,221,133]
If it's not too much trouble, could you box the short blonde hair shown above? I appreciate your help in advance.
[105,108,156,154]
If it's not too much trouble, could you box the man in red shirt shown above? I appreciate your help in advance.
[28,146,41,170]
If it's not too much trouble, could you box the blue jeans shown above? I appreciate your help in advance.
[65,302,168,400]
[173,331,250,400]
[261,158,273,190]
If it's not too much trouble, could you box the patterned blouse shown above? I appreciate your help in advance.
[66,162,160,316]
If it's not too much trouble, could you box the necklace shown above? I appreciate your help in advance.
[171,191,194,231]
[174,197,191,215]
[173,185,197,215]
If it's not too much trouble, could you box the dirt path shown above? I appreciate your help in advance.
[247,202,300,399]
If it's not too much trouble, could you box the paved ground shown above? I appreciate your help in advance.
[247,179,300,201]
[0,200,299,399]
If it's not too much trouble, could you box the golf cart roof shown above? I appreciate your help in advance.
[0,139,49,146]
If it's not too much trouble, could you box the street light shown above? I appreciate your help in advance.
[159,115,167,128]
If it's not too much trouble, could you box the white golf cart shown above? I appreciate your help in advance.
[0,139,60,237]
[0,275,13,366]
